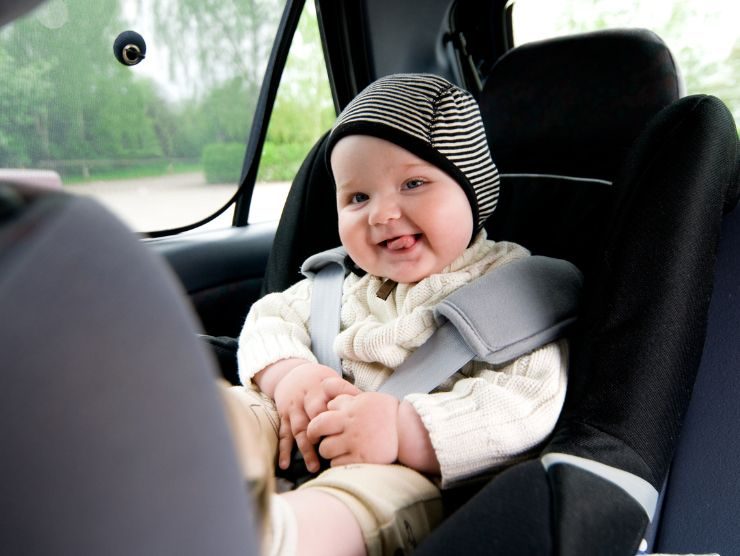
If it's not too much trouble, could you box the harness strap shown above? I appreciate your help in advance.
[301,247,346,374]
[379,321,475,398]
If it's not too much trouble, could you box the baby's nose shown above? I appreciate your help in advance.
[368,196,401,225]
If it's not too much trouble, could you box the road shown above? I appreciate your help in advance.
[66,172,291,233]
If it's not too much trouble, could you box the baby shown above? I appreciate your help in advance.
[225,73,568,556]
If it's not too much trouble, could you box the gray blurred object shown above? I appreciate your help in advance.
[0,0,47,27]
[0,185,259,554]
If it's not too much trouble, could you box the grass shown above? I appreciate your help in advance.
[63,161,203,185]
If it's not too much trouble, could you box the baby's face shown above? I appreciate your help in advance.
[332,135,473,283]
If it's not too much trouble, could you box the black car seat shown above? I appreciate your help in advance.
[413,30,740,556]
[261,28,739,555]
[0,184,259,554]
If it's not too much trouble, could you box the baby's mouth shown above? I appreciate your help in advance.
[382,234,421,250]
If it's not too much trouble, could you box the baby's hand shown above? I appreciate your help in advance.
[307,391,400,467]
[272,362,358,472]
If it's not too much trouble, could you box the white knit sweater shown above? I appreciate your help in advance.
[238,231,568,486]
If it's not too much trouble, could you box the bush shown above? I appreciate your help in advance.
[258,142,310,182]
[202,141,311,184]
[202,142,245,184]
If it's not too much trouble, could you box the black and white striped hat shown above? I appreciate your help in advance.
[326,73,500,233]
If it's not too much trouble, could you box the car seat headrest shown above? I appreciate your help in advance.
[480,28,682,181]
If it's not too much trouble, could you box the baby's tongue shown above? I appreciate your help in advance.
[387,235,417,250]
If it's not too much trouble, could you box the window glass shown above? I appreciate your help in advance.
[0,0,284,232]
[249,2,335,223]
[512,0,740,128]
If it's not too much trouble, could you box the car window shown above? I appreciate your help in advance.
[0,0,324,233]
[512,0,740,129]
[249,2,335,224]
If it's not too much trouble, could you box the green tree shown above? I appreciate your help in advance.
[0,47,52,166]
[147,0,283,169]
[0,0,170,174]
[267,5,335,145]
[148,0,280,99]
[257,4,335,181]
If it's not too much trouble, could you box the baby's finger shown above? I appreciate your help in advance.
[322,376,360,401]
[327,393,354,411]
[287,407,310,439]
[294,430,320,472]
[317,434,347,461]
[304,390,329,420]
[277,415,294,470]
[306,410,344,444]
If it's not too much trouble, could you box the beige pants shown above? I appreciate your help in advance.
[220,383,444,556]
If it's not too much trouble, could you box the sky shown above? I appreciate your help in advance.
[513,0,739,64]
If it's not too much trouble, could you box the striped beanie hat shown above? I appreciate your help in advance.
[326,73,500,233]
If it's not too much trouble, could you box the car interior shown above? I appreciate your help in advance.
[2,0,739,554]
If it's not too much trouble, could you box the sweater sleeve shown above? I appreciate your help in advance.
[405,339,568,487]
[236,278,317,385]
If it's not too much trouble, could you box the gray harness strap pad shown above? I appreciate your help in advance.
[380,256,582,398]
[436,255,582,364]
[302,247,583,398]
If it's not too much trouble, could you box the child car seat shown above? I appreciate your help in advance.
[261,28,739,555]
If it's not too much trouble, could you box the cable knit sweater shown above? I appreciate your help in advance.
[238,231,568,486]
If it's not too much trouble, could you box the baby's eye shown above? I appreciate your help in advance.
[403,178,426,190]
[350,192,369,204]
